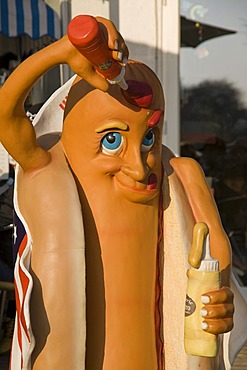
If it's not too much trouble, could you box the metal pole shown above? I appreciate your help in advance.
[59,0,72,84]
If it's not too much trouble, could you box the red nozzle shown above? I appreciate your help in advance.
[68,15,122,81]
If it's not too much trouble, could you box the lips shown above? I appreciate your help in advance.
[114,172,159,203]
[115,172,157,192]
[147,173,157,190]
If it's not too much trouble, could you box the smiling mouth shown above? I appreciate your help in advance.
[114,172,158,197]
[147,173,157,190]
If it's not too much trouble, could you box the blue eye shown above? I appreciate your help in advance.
[101,132,123,155]
[141,130,155,152]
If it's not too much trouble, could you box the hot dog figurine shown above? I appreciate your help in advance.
[0,15,244,370]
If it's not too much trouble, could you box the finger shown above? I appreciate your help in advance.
[202,318,234,335]
[122,55,128,67]
[121,43,129,62]
[96,18,129,62]
[66,51,109,92]
[112,50,123,62]
[83,67,109,92]
[96,17,119,49]
[112,49,129,65]
[201,286,234,305]
[117,38,129,58]
[200,303,234,319]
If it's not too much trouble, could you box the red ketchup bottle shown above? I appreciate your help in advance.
[67,15,128,89]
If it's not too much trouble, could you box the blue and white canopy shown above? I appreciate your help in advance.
[0,0,61,40]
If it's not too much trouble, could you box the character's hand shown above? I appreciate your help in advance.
[60,16,129,91]
[96,16,129,65]
[200,286,234,334]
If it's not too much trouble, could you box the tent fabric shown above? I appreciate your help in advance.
[0,0,61,40]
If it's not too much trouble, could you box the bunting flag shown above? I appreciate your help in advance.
[0,0,61,40]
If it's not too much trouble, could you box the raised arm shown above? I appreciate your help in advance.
[171,157,234,341]
[171,156,231,284]
[0,17,127,172]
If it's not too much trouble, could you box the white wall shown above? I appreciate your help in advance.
[72,0,109,19]
[160,0,180,155]
[119,0,180,154]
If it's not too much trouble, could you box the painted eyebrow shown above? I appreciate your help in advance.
[148,110,164,127]
[95,121,129,133]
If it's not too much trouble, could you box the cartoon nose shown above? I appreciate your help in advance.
[121,153,149,181]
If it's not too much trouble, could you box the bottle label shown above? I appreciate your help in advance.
[185,294,196,316]
[98,60,112,70]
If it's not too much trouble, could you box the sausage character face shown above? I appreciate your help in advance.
[62,62,164,205]
[97,112,163,203]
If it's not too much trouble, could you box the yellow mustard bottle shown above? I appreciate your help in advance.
[184,222,221,357]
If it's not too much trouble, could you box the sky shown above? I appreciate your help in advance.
[180,0,247,103]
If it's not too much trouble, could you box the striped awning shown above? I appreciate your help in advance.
[0,0,61,40]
